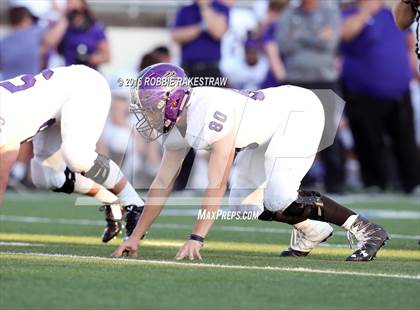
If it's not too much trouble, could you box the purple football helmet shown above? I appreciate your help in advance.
[130,63,191,142]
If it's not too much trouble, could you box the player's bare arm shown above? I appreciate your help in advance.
[393,0,419,30]
[0,142,20,206]
[175,132,236,261]
[112,147,187,257]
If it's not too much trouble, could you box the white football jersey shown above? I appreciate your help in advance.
[0,65,105,148]
[164,85,321,151]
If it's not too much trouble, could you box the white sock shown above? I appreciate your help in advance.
[342,214,359,231]
[117,182,144,207]
[74,173,118,205]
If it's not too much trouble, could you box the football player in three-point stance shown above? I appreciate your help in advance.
[113,63,390,262]
[0,65,144,241]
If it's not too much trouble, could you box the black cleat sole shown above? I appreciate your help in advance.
[345,236,390,262]
[280,249,309,257]
[280,232,333,258]
[102,221,122,243]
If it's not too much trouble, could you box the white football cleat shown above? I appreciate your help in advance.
[280,220,334,257]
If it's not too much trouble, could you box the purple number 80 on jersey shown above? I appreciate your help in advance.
[0,69,54,93]
[209,111,227,132]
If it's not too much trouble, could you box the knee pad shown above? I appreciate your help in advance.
[83,154,111,184]
[283,190,324,221]
[258,205,306,225]
[31,158,66,190]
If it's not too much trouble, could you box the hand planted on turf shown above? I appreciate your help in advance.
[111,238,139,257]
[175,240,203,261]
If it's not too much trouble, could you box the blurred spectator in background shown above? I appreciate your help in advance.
[220,0,259,83]
[171,0,229,190]
[260,0,288,88]
[137,52,159,73]
[152,45,171,63]
[276,0,345,193]
[276,0,340,87]
[341,0,420,193]
[171,0,229,79]
[0,6,46,79]
[223,33,269,90]
[137,46,171,72]
[45,0,110,70]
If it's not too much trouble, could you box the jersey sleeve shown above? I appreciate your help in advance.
[185,103,235,150]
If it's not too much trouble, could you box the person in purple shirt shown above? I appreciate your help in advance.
[341,0,420,193]
[171,0,229,79]
[45,0,110,70]
[171,0,229,191]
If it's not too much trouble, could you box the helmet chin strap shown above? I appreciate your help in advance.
[179,90,191,112]
[175,91,191,124]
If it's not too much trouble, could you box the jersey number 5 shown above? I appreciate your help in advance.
[0,69,54,93]
[209,111,227,132]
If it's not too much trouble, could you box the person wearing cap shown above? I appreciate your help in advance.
[223,33,269,90]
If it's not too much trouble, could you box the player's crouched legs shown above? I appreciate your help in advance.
[62,146,145,239]
[263,189,390,261]
[31,156,124,242]
[260,187,334,257]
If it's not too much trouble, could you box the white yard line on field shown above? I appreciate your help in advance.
[1,215,419,241]
[0,251,419,281]
[0,242,45,247]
